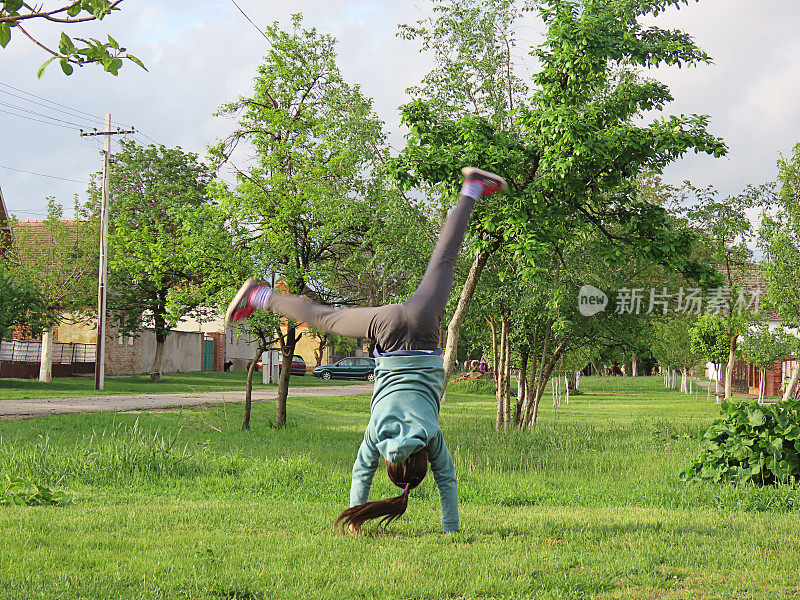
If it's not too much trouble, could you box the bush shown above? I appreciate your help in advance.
[681,399,800,485]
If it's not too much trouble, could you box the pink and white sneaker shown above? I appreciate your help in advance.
[225,278,260,325]
[462,167,509,197]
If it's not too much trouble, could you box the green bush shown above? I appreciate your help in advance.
[681,399,800,485]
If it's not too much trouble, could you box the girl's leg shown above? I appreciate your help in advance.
[403,168,508,338]
[227,280,390,340]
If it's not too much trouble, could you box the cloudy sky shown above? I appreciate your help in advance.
[0,0,798,219]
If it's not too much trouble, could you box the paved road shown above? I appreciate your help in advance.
[0,383,375,419]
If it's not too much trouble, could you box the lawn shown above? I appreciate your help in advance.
[2,376,800,599]
[0,370,360,400]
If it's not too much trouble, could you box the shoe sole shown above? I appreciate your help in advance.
[225,277,257,326]
[462,167,509,194]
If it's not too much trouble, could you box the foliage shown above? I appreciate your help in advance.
[3,196,98,327]
[760,142,800,328]
[0,475,71,506]
[0,266,48,339]
[740,321,796,371]
[681,399,800,485]
[0,0,145,77]
[690,314,729,365]
[650,313,702,372]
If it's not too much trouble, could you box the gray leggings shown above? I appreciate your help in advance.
[266,194,476,354]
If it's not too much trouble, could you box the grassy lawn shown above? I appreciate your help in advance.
[2,376,800,599]
[0,370,361,400]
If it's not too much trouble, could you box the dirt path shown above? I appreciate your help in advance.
[0,383,374,419]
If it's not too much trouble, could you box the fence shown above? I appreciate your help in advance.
[0,339,96,364]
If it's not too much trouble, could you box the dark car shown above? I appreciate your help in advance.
[251,355,306,376]
[313,357,375,381]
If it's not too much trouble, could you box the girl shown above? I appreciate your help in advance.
[226,167,508,533]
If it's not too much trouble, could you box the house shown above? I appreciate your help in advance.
[703,265,798,398]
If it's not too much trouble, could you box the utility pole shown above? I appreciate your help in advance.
[81,115,135,390]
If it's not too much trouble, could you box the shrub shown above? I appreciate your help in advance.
[681,399,800,485]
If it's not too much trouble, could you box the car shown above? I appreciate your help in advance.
[313,357,376,381]
[250,355,306,376]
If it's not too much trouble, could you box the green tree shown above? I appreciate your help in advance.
[106,141,240,382]
[0,0,145,76]
[0,267,48,341]
[650,314,703,394]
[760,142,800,400]
[212,15,397,427]
[3,197,97,381]
[690,314,729,401]
[393,0,726,382]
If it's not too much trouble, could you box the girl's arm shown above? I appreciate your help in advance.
[427,431,459,532]
[349,429,380,507]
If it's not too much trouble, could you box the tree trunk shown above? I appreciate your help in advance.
[524,336,571,429]
[632,358,638,377]
[150,333,166,382]
[515,348,529,426]
[313,334,327,368]
[680,367,688,394]
[591,359,603,377]
[724,334,737,400]
[442,249,490,383]
[783,362,800,402]
[243,342,266,430]
[38,325,53,383]
[759,368,766,404]
[714,363,720,401]
[275,324,298,428]
[495,314,506,432]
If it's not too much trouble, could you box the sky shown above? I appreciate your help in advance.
[0,0,799,220]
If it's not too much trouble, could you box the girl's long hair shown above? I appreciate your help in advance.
[335,449,428,533]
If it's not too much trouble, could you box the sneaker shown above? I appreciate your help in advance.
[226,278,259,325]
[462,167,509,197]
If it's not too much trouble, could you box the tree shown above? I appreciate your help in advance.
[231,310,280,430]
[760,142,800,401]
[0,266,48,341]
[212,15,396,427]
[393,0,727,385]
[0,0,145,77]
[690,314,729,401]
[3,197,97,381]
[106,141,240,382]
[740,321,796,403]
[650,314,703,394]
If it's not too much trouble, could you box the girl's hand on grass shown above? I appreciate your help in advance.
[348,523,360,536]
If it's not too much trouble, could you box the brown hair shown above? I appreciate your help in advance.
[335,450,428,533]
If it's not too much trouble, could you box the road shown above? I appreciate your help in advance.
[0,383,375,419]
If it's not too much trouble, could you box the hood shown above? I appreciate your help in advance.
[375,420,427,463]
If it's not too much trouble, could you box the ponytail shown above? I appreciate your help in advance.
[335,451,427,533]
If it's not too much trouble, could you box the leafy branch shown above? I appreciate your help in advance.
[0,0,146,76]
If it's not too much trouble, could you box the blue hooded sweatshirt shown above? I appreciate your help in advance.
[349,354,459,532]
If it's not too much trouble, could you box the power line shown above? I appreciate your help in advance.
[0,87,104,126]
[229,0,269,42]
[0,100,94,128]
[0,107,77,129]
[0,164,89,184]
[0,81,104,121]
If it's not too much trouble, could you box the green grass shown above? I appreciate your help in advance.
[0,370,360,400]
[2,376,800,599]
